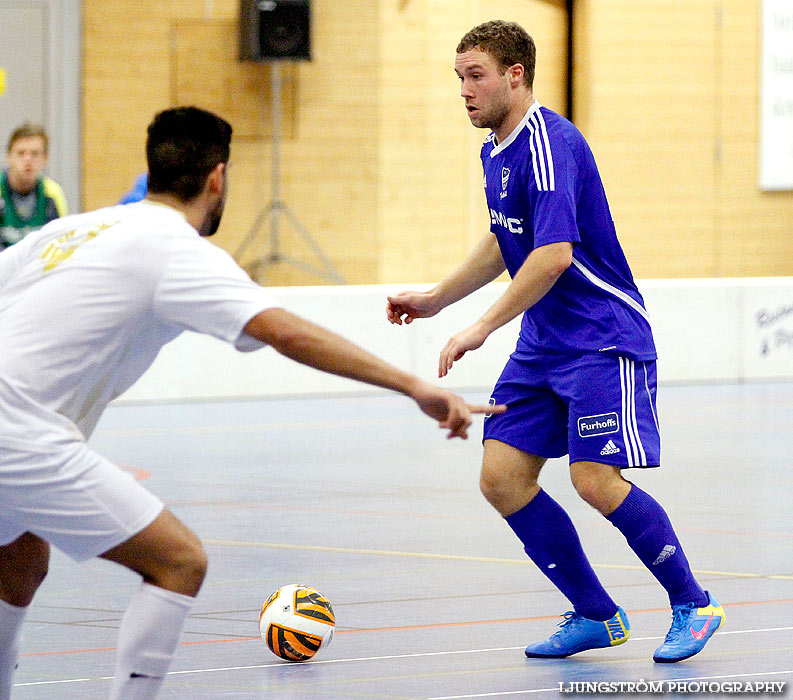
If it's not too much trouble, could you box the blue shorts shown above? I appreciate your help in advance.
[483,353,660,468]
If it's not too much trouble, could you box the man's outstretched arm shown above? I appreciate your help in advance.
[244,308,503,439]
[386,233,506,325]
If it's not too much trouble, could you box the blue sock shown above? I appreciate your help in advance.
[607,483,708,607]
[505,489,618,621]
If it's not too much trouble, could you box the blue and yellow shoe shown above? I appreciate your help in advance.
[524,607,630,658]
[653,591,725,663]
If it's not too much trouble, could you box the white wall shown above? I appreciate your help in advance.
[117,278,793,404]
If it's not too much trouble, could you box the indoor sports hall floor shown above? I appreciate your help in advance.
[11,382,793,699]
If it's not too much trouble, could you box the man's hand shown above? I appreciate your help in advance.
[438,321,490,378]
[410,380,506,439]
[386,291,442,325]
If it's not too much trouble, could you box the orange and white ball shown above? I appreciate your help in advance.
[259,584,335,661]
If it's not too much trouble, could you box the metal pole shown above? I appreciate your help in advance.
[270,62,282,258]
[234,61,345,284]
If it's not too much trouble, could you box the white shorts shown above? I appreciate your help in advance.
[0,441,163,561]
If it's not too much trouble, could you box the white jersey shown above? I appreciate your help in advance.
[0,200,278,443]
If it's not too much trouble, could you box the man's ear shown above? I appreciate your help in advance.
[507,63,525,88]
[207,162,226,194]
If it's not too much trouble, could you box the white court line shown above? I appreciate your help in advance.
[14,678,94,687]
[14,626,793,688]
[429,670,793,699]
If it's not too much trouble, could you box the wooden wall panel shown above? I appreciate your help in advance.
[170,21,296,139]
[83,0,379,285]
[376,0,568,284]
[717,0,793,277]
[575,0,719,278]
[82,1,171,210]
[576,0,793,279]
[82,0,793,285]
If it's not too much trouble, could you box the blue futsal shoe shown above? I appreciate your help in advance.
[524,607,630,658]
[653,591,725,663]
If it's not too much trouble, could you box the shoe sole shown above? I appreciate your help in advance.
[525,633,629,659]
[653,650,697,663]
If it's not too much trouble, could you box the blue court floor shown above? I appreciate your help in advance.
[10,382,793,699]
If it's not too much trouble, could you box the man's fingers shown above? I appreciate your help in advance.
[385,302,403,325]
[439,403,472,439]
[467,403,507,415]
[439,350,462,378]
[387,301,419,327]
[438,339,456,377]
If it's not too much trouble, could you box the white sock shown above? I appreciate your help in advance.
[0,598,28,700]
[109,582,195,700]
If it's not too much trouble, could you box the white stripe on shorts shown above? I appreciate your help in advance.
[619,357,647,467]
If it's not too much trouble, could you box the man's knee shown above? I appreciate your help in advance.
[571,470,601,507]
[0,533,50,607]
[479,460,505,506]
[479,460,524,506]
[570,462,629,515]
[101,510,207,597]
[144,527,207,597]
[168,532,208,589]
[480,441,544,516]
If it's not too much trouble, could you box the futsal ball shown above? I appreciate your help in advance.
[259,584,335,661]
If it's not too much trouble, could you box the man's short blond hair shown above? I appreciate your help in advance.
[7,123,49,154]
[457,20,536,88]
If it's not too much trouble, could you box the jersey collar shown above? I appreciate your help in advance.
[140,198,189,222]
[490,100,542,157]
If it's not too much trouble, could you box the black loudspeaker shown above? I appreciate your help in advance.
[240,0,311,61]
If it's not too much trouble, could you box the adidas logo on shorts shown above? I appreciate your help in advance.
[600,440,620,455]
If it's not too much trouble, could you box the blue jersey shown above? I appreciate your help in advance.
[482,102,656,361]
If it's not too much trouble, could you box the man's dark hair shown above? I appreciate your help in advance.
[457,20,536,88]
[146,107,232,202]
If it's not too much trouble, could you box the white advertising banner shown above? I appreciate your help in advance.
[742,280,793,379]
[759,0,793,190]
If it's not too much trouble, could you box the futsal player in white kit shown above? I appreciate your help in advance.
[0,107,499,699]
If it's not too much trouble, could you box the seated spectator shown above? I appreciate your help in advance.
[1,123,67,248]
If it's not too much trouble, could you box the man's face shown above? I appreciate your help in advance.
[454,48,512,133]
[6,136,48,194]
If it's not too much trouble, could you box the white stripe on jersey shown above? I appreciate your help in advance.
[528,110,555,192]
[534,127,549,190]
[528,128,544,191]
[570,257,651,323]
[536,110,556,190]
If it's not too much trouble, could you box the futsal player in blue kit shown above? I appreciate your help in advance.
[387,20,724,662]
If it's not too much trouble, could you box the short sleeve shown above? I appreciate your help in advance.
[153,233,279,352]
[530,134,580,249]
